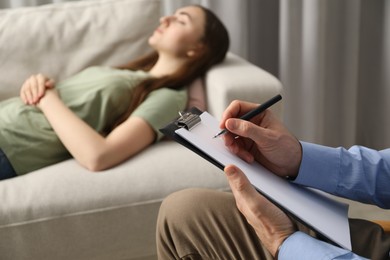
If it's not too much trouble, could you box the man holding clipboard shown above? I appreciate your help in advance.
[156,99,390,259]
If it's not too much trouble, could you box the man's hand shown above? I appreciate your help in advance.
[225,164,296,257]
[221,100,302,178]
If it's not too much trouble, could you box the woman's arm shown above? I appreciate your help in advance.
[37,89,155,171]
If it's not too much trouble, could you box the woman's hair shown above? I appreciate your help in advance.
[108,5,229,134]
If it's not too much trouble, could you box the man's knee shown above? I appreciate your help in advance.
[159,188,236,226]
[159,188,216,221]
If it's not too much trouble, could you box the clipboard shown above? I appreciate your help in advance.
[160,107,352,251]
[160,107,224,169]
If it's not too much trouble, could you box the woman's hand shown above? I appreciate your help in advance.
[225,164,296,257]
[36,87,60,110]
[220,100,302,179]
[20,74,55,105]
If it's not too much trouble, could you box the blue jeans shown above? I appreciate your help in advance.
[0,148,16,180]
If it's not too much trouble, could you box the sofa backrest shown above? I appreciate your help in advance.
[0,0,160,100]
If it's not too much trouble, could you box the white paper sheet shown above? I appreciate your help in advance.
[176,111,351,250]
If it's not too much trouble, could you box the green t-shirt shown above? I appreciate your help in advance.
[0,66,187,175]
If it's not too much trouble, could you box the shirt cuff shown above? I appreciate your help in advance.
[279,232,367,259]
[293,142,340,194]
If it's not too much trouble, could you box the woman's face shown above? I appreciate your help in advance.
[148,6,205,58]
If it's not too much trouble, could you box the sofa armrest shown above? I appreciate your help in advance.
[205,52,283,120]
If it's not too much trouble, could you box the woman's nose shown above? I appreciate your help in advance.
[160,15,174,25]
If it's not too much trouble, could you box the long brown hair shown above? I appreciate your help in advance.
[109,5,229,133]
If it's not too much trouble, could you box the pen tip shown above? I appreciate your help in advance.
[213,129,226,139]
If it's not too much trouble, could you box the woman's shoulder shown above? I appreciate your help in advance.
[70,66,150,80]
[151,86,187,96]
[146,87,188,108]
[91,66,150,77]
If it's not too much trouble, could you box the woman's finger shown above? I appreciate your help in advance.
[36,74,47,100]
[22,79,34,105]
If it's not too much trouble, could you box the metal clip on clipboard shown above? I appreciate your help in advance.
[175,111,201,130]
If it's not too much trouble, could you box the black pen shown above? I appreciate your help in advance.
[213,94,282,138]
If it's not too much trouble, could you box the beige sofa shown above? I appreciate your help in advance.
[0,0,283,259]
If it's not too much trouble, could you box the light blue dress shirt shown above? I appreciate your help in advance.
[279,141,390,259]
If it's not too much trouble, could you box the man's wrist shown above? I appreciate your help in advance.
[274,236,289,259]
[275,242,283,260]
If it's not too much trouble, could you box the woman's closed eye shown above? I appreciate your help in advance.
[176,20,186,25]
[172,16,187,25]
[174,11,192,25]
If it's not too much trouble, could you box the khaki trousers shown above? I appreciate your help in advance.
[157,188,390,260]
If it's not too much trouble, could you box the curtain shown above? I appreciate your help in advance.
[280,0,390,149]
[3,0,389,149]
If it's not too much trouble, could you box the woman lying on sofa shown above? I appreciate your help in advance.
[0,5,229,179]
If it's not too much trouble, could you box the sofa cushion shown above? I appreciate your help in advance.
[0,141,229,259]
[0,0,159,100]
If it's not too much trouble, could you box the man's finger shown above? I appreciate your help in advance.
[224,165,259,201]
[225,118,267,145]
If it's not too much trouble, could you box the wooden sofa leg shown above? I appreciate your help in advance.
[372,220,390,233]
